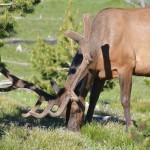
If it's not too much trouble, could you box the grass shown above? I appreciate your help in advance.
[0,44,29,62]
[0,0,150,149]
[0,127,85,150]
[0,96,148,149]
[0,123,134,150]
[14,0,133,39]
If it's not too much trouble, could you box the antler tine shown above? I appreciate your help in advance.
[0,85,14,92]
[50,79,60,94]
[22,96,44,118]
[47,94,70,117]
[65,31,83,43]
[23,95,66,118]
[31,92,71,118]
[83,13,92,40]
[26,100,56,118]
[65,14,93,42]
[0,67,55,100]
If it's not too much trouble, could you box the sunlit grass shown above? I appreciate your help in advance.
[0,126,91,150]
[0,44,30,62]
[0,90,37,107]
[81,122,134,149]
[15,0,133,39]
[0,96,22,118]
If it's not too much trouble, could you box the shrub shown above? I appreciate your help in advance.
[12,0,40,14]
[30,0,79,92]
[0,0,40,38]
[0,11,16,38]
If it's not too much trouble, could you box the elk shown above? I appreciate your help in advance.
[1,7,150,132]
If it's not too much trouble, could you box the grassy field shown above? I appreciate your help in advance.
[0,0,150,149]
[14,0,133,39]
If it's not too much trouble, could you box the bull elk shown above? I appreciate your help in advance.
[1,7,150,131]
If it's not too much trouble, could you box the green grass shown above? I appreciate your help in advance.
[0,0,150,149]
[14,0,133,39]
[0,44,30,62]
[0,123,134,150]
[0,96,148,149]
[0,127,88,150]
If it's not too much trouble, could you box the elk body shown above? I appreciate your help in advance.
[1,7,150,132]
[63,7,150,131]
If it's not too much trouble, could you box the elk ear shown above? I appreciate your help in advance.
[65,31,83,43]
[50,79,61,94]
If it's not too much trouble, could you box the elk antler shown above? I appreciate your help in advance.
[0,67,55,99]
[83,13,93,40]
[25,14,94,117]
[0,14,93,119]
[0,65,75,118]
[65,31,83,43]
[64,14,93,101]
[0,66,61,118]
[65,13,92,42]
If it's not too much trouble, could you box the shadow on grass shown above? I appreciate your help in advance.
[90,110,138,128]
[0,106,138,139]
[0,106,65,138]
[92,115,126,125]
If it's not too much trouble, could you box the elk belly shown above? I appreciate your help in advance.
[98,69,118,79]
[134,52,150,76]
[134,61,150,76]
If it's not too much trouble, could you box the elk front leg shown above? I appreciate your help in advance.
[85,78,105,123]
[119,69,133,132]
